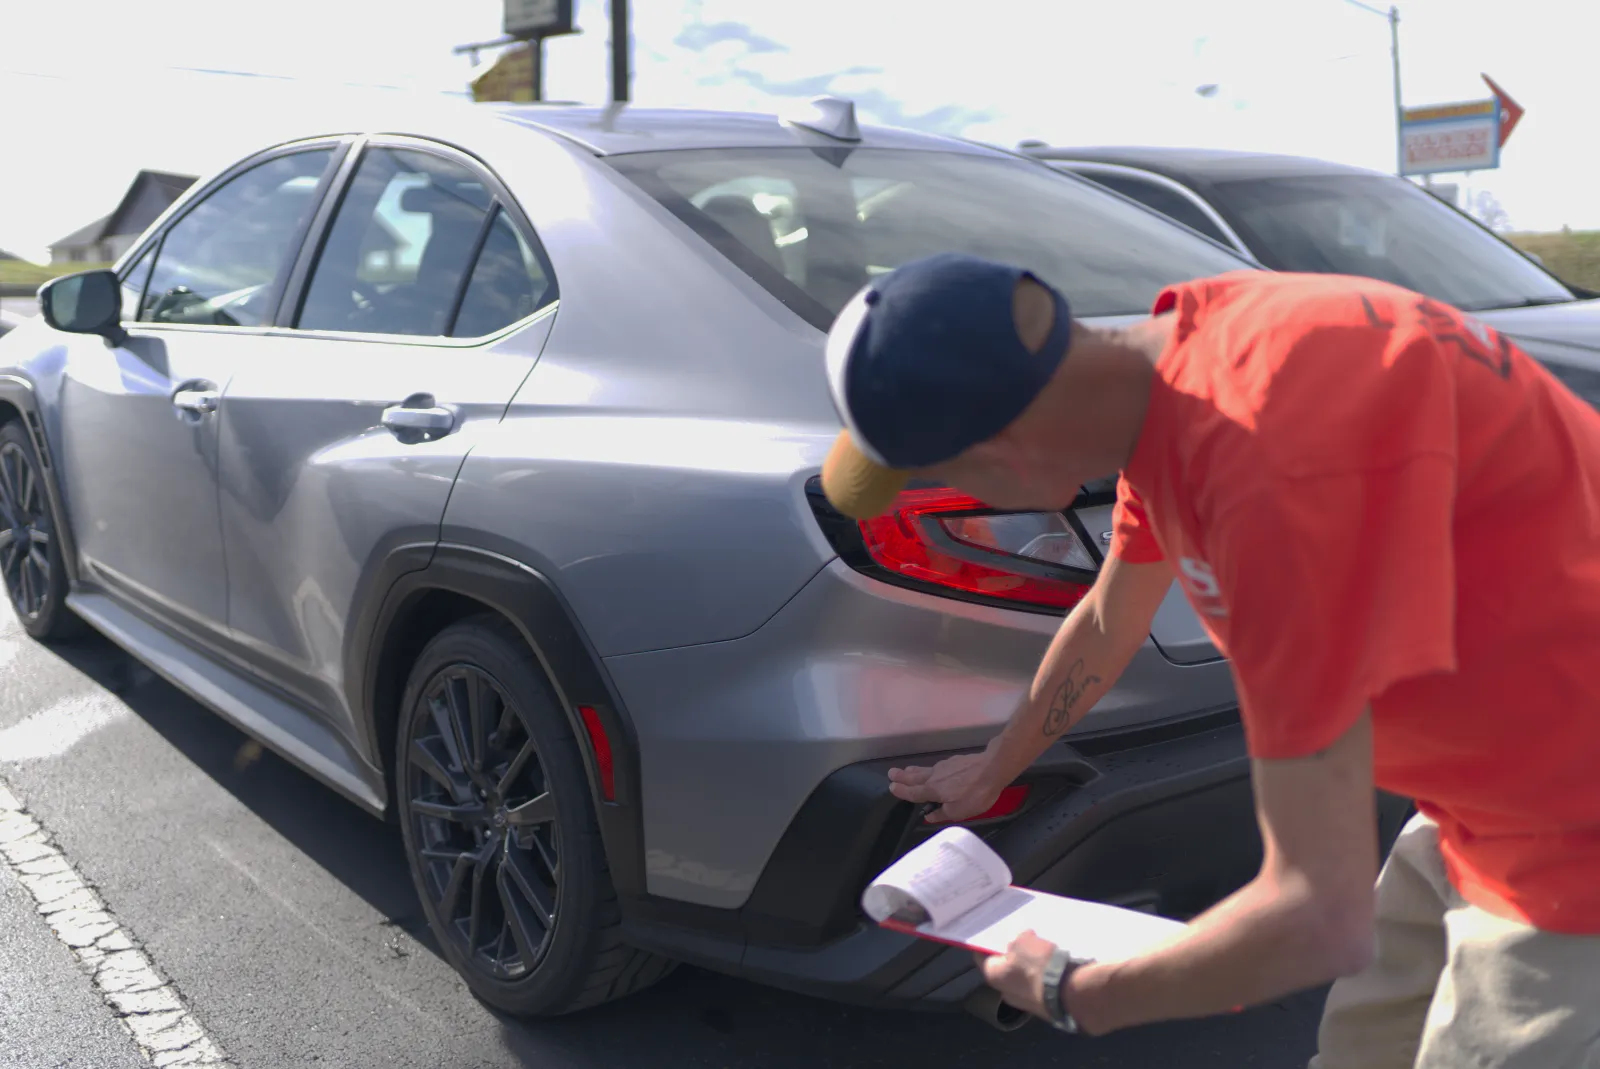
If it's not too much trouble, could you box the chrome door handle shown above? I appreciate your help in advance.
[381,404,455,436]
[172,388,219,414]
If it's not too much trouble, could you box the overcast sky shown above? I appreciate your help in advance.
[1,0,1595,262]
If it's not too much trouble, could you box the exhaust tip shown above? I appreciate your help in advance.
[963,985,1031,1032]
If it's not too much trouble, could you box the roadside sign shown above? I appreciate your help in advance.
[1482,73,1525,149]
[1400,98,1499,176]
[472,44,538,102]
[504,0,575,39]
[1398,75,1525,177]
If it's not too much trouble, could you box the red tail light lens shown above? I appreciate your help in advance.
[962,784,1031,823]
[856,488,1096,612]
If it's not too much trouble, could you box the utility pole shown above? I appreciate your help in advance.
[1344,0,1405,176]
[1388,5,1404,177]
[610,0,631,103]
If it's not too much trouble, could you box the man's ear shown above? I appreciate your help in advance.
[1012,277,1057,354]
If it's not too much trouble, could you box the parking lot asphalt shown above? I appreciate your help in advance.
[0,601,1327,1067]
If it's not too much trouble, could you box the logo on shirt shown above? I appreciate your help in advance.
[1361,292,1514,380]
[1178,556,1228,617]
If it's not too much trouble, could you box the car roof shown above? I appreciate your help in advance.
[1026,145,1391,184]
[486,103,1007,156]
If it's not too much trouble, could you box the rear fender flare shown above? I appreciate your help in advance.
[356,542,647,897]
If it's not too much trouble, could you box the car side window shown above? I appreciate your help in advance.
[139,149,335,327]
[297,146,519,337]
[449,208,556,338]
[1079,172,1233,247]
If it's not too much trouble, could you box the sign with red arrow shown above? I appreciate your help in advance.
[1398,76,1525,175]
[1481,74,1525,149]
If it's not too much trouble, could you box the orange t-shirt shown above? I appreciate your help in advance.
[1111,270,1600,933]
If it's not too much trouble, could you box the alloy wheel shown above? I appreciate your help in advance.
[405,664,562,979]
[0,440,52,622]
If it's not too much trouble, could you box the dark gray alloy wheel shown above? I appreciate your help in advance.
[0,420,82,641]
[395,615,674,1015]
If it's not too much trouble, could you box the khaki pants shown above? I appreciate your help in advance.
[1311,813,1600,1068]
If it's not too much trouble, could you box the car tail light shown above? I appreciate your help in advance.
[811,482,1101,613]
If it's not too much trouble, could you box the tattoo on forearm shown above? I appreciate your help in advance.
[1042,659,1102,737]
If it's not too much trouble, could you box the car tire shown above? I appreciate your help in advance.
[395,614,674,1016]
[0,419,84,642]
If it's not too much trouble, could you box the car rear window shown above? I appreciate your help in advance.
[604,147,1249,329]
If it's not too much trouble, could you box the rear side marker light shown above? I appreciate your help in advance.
[578,705,616,801]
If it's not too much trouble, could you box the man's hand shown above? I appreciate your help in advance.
[887,748,1004,823]
[976,930,1058,1021]
[887,557,1168,825]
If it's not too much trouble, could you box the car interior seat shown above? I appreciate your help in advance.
[399,184,489,335]
[698,195,786,277]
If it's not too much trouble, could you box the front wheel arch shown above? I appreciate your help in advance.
[0,405,85,641]
[0,376,82,589]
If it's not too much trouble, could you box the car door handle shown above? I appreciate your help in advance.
[381,402,455,437]
[171,388,219,414]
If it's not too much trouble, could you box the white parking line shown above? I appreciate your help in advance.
[0,780,231,1067]
[0,694,129,761]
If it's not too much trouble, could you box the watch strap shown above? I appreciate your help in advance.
[1040,947,1083,1033]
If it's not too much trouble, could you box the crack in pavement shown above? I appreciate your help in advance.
[0,779,232,1067]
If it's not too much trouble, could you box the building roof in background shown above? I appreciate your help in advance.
[47,170,197,250]
[49,213,112,250]
[103,170,195,238]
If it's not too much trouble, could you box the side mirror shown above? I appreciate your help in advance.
[39,269,126,346]
[1526,252,1546,267]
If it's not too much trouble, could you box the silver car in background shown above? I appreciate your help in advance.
[0,98,1411,1025]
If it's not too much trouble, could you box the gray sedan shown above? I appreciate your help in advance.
[0,98,1410,1023]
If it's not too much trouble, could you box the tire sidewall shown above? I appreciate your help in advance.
[0,420,73,641]
[395,618,610,1014]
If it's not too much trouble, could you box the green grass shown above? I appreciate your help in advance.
[1505,231,1600,293]
[0,259,114,290]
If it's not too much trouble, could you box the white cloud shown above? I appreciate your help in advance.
[0,0,1595,261]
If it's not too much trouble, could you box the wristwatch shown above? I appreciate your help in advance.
[1040,947,1084,1033]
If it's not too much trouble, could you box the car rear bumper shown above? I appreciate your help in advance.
[621,711,1277,1009]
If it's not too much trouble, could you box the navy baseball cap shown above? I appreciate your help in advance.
[821,252,1074,520]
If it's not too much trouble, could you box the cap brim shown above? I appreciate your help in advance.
[822,431,910,520]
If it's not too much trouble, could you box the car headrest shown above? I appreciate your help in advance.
[401,184,477,217]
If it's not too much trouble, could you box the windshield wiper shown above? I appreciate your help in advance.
[1459,295,1577,311]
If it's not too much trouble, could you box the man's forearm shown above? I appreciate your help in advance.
[986,606,1125,776]
[985,560,1166,781]
[1064,871,1368,1033]
[1064,718,1381,1034]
